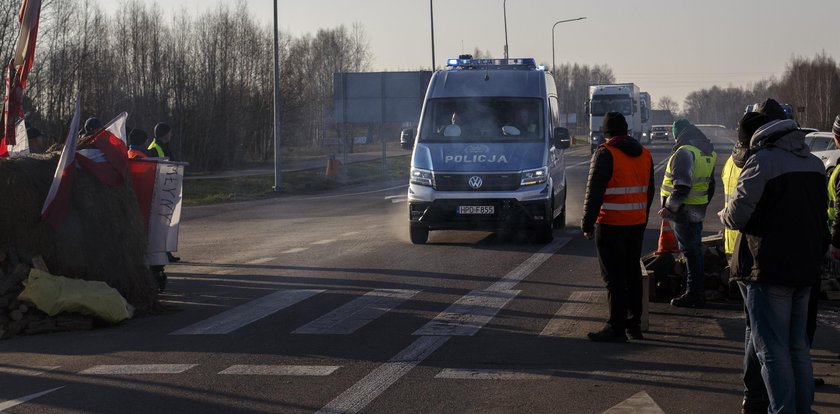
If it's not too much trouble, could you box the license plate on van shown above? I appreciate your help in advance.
[457,205,494,215]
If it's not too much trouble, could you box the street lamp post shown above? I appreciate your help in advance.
[551,17,586,74]
[273,0,282,192]
[503,0,509,59]
[430,0,435,69]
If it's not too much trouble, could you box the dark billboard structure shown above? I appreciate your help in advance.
[334,71,433,125]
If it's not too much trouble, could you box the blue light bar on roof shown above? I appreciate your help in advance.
[446,58,537,68]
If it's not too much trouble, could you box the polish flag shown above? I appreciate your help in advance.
[2,0,42,154]
[75,112,128,186]
[41,95,81,229]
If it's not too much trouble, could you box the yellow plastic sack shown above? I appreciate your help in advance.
[18,269,133,324]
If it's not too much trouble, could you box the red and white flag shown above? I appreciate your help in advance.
[7,118,29,157]
[75,112,128,186]
[41,94,81,229]
[2,0,42,155]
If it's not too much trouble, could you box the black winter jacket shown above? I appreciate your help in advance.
[581,136,655,233]
[721,120,830,287]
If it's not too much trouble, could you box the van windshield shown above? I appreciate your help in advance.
[591,95,632,116]
[419,97,544,143]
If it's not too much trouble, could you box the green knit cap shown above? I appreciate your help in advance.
[672,118,691,140]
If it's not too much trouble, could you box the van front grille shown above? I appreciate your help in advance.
[433,173,520,191]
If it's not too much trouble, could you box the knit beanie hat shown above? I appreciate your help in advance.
[84,117,102,134]
[833,115,840,137]
[737,112,770,147]
[601,111,628,135]
[129,128,149,147]
[672,118,691,139]
[154,122,171,139]
[755,98,786,121]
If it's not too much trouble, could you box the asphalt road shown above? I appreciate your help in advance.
[1,128,839,413]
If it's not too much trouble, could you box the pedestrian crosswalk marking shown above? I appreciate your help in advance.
[436,368,552,380]
[245,257,276,265]
[170,289,323,335]
[79,364,196,375]
[413,289,519,336]
[312,239,337,245]
[489,237,571,291]
[603,391,665,414]
[540,291,606,337]
[293,289,419,335]
[219,365,340,376]
[0,387,65,411]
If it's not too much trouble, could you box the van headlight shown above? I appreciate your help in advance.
[521,167,548,186]
[410,168,435,187]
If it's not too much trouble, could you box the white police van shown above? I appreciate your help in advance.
[401,56,569,244]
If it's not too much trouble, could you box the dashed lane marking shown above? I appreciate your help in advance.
[170,289,323,335]
[312,239,338,245]
[341,231,361,237]
[540,291,606,337]
[413,290,519,336]
[294,289,420,335]
[219,365,340,376]
[244,257,276,265]
[79,364,197,375]
[0,386,66,412]
[319,239,569,413]
[435,368,552,380]
[0,366,59,377]
[281,247,308,254]
[317,336,449,414]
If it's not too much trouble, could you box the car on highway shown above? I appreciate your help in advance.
[650,125,671,141]
[805,131,839,173]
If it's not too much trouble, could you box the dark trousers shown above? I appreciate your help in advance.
[595,223,646,331]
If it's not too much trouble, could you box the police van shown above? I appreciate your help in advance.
[400,56,570,244]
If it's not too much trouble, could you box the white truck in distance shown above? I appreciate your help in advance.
[586,83,644,153]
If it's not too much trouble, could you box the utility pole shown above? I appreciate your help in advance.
[430,0,435,70]
[503,0,509,59]
[272,0,282,192]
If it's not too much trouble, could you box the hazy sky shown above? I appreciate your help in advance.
[102,0,839,110]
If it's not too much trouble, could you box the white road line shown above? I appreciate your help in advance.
[303,184,408,201]
[435,368,552,380]
[590,369,703,382]
[0,386,65,411]
[281,247,308,254]
[219,365,340,376]
[391,199,407,204]
[79,364,196,375]
[158,300,227,308]
[488,237,571,291]
[414,290,519,336]
[568,160,591,169]
[318,240,567,413]
[341,231,361,237]
[312,239,338,245]
[654,156,669,174]
[245,257,276,265]
[0,366,59,377]
[294,289,420,335]
[602,391,665,414]
[170,289,323,335]
[317,336,450,414]
[540,291,606,337]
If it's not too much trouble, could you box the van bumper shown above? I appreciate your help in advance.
[407,184,552,231]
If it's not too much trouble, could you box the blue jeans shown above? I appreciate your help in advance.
[741,281,813,414]
[672,221,703,296]
[738,283,769,407]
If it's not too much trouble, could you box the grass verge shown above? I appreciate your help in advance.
[183,155,410,206]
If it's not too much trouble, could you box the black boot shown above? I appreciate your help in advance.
[167,252,180,263]
[670,292,705,308]
[587,326,627,343]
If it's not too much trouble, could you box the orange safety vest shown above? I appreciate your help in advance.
[128,149,148,159]
[597,144,652,226]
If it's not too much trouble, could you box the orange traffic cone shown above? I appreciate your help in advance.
[656,218,680,254]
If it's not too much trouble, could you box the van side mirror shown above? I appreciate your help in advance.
[554,127,571,149]
[584,100,590,116]
[400,128,415,150]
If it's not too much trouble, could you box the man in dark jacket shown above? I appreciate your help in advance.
[721,109,828,414]
[660,118,717,308]
[582,112,655,342]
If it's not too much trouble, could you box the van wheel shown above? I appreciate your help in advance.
[410,226,429,244]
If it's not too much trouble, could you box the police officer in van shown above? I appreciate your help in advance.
[582,111,655,342]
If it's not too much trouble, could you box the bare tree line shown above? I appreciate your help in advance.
[551,62,615,123]
[2,0,370,171]
[681,53,840,130]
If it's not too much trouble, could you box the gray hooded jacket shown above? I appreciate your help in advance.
[721,119,829,286]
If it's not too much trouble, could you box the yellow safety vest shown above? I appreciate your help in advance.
[147,139,165,158]
[828,166,840,225]
[660,145,717,205]
[721,156,741,255]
